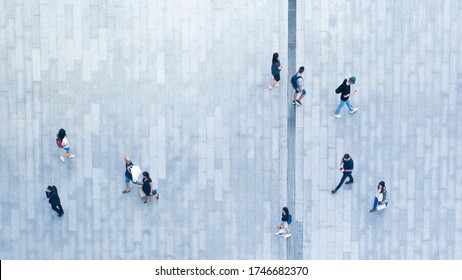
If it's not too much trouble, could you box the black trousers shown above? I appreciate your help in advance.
[51,203,64,214]
[335,172,353,191]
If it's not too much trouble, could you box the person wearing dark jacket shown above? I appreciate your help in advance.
[331,154,354,194]
[46,185,64,217]
[333,76,358,118]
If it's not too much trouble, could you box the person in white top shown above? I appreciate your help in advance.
[369,181,388,213]
[57,128,75,162]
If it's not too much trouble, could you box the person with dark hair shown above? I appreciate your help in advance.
[45,185,64,217]
[275,207,292,238]
[291,66,306,106]
[137,171,159,203]
[268,52,282,89]
[331,154,354,194]
[56,128,75,162]
[333,76,358,118]
[369,181,388,213]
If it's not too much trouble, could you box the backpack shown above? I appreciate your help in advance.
[287,214,292,225]
[290,74,302,89]
[56,137,63,148]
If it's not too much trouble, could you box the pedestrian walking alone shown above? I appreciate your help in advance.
[275,207,292,238]
[333,76,358,118]
[331,154,354,194]
[369,181,388,213]
[45,185,64,217]
[268,52,282,89]
[291,66,306,106]
[56,128,75,162]
[137,171,159,203]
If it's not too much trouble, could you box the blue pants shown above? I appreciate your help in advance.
[334,172,353,191]
[334,99,354,115]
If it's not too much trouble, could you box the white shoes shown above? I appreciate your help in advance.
[274,83,279,87]
[69,154,75,159]
[60,156,65,162]
[284,234,292,238]
[350,108,358,114]
[333,114,341,118]
[268,85,273,89]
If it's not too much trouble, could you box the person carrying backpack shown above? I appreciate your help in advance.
[291,66,306,106]
[275,207,292,238]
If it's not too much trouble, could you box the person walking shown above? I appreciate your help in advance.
[291,66,306,106]
[369,181,388,213]
[56,128,75,162]
[45,185,64,217]
[331,154,354,194]
[268,52,282,89]
[137,171,159,203]
[123,156,134,193]
[333,76,358,118]
[275,207,292,238]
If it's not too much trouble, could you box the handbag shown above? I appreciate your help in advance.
[139,188,146,197]
[377,202,387,211]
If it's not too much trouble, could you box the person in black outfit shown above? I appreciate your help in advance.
[137,171,159,203]
[333,76,358,118]
[331,154,354,194]
[268,52,282,89]
[46,185,64,217]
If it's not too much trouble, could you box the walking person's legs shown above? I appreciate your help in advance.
[334,101,345,116]
[332,173,348,193]
[51,204,64,216]
[123,176,131,193]
[345,99,354,112]
[370,197,379,213]
[345,173,354,184]
[297,89,307,105]
[293,92,298,104]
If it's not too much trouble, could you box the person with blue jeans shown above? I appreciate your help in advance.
[292,66,306,106]
[331,154,354,194]
[333,76,358,118]
[369,181,388,213]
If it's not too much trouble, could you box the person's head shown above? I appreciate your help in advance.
[343,153,350,161]
[347,76,356,85]
[142,171,150,179]
[47,185,53,192]
[272,52,279,63]
[124,156,131,163]
[298,66,305,74]
[378,181,386,192]
[282,207,289,216]
[58,128,66,140]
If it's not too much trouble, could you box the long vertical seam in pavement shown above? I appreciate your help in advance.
[287,0,297,260]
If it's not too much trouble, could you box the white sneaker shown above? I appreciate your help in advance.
[350,108,358,114]
[284,234,292,238]
[60,156,65,162]
[274,83,279,87]
[267,85,273,89]
[333,114,341,118]
[69,155,75,159]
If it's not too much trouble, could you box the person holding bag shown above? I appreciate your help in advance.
[137,171,159,203]
[369,181,388,213]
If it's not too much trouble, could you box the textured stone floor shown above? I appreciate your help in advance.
[0,0,460,260]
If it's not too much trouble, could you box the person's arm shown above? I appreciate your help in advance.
[339,158,344,169]
[344,90,356,98]
[149,182,153,195]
